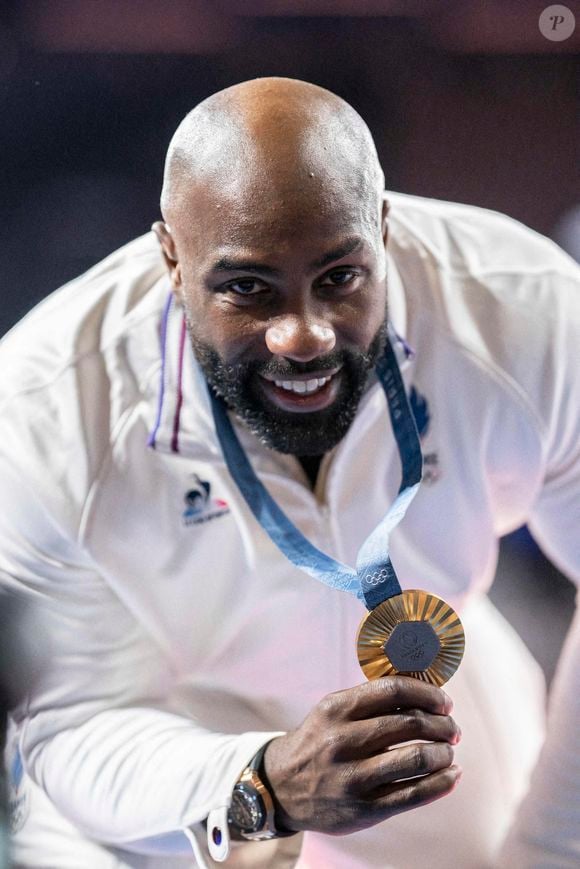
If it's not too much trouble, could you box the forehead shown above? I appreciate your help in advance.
[176,172,378,258]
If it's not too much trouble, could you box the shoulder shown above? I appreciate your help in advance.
[0,233,168,537]
[0,232,166,398]
[388,193,580,455]
[387,191,578,282]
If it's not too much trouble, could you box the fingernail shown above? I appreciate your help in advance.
[442,692,453,713]
[451,725,462,745]
[452,764,463,779]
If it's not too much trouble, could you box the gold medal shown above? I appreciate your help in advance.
[356,590,465,686]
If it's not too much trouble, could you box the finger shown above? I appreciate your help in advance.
[324,675,452,723]
[352,741,455,792]
[343,709,460,758]
[368,764,462,819]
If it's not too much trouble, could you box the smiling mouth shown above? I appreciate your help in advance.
[271,375,333,395]
[258,368,342,412]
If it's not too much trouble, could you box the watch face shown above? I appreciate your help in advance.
[229,784,266,834]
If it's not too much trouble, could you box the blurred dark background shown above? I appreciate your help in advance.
[0,0,578,681]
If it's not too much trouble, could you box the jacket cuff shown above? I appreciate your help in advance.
[184,731,287,865]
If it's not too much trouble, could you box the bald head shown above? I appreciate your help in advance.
[160,77,384,229]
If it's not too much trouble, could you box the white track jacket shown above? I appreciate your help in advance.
[1,193,580,869]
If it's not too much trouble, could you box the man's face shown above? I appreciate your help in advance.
[161,179,388,456]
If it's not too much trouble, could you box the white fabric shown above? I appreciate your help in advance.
[1,192,579,868]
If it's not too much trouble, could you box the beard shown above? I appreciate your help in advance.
[187,317,389,456]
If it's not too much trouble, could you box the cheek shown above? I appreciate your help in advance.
[366,280,388,332]
[336,287,387,348]
[184,291,264,363]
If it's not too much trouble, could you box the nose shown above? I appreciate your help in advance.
[265,315,336,361]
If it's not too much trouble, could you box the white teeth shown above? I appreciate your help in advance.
[273,375,332,394]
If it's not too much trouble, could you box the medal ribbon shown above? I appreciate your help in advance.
[208,332,422,611]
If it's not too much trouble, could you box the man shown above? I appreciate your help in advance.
[1,77,578,868]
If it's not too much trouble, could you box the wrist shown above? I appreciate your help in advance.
[261,735,303,834]
[258,739,299,835]
[228,740,298,840]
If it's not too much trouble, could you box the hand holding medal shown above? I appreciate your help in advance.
[209,328,465,687]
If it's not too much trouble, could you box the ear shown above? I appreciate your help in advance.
[381,196,390,248]
[152,221,182,298]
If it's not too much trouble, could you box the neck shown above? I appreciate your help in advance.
[297,454,324,489]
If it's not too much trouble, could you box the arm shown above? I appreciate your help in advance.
[496,525,580,867]
[497,275,580,868]
[0,455,282,864]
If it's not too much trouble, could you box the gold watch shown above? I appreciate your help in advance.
[228,742,297,841]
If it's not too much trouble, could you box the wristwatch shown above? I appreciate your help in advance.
[228,742,297,841]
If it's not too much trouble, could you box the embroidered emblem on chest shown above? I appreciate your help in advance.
[182,474,230,526]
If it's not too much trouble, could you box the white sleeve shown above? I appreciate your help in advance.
[0,454,282,863]
[497,274,580,867]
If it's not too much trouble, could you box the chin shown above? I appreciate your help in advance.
[241,386,363,456]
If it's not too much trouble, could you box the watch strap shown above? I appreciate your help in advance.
[233,740,298,839]
[250,741,297,837]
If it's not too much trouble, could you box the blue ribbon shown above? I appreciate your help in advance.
[208,332,423,611]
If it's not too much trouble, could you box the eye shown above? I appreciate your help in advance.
[224,278,268,296]
[318,269,360,288]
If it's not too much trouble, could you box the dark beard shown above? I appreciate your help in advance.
[188,320,388,456]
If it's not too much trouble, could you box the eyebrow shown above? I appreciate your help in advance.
[310,236,364,270]
[210,258,282,277]
[208,236,364,276]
